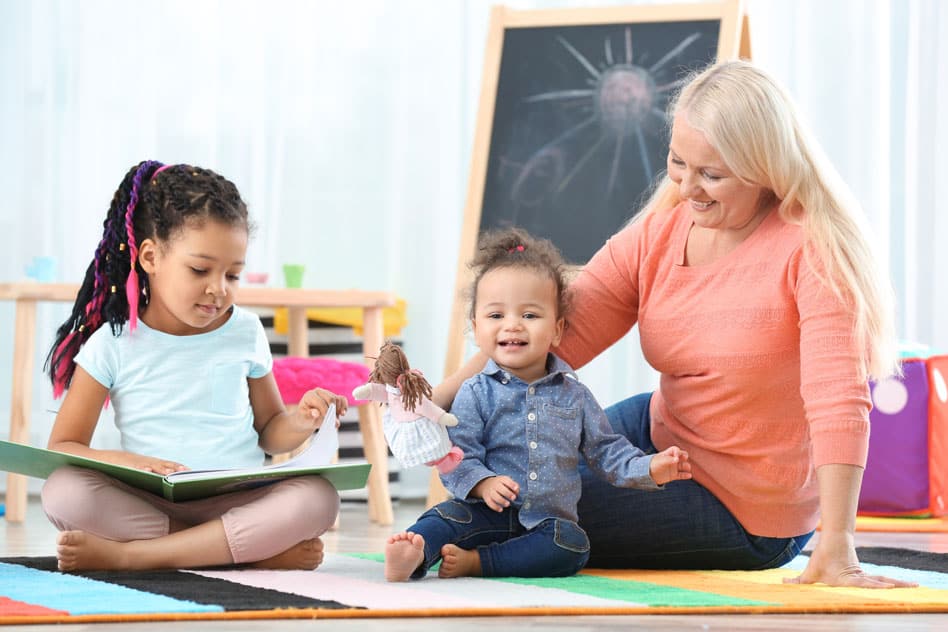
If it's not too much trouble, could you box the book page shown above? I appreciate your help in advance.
[271,404,339,468]
[165,405,339,482]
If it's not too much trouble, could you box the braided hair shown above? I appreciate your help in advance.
[367,341,432,412]
[46,160,249,397]
[467,227,572,321]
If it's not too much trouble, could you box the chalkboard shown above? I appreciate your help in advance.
[482,20,720,264]
[444,1,750,377]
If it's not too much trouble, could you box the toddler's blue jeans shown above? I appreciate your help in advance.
[407,500,589,578]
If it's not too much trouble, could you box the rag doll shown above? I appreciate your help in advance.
[352,342,463,473]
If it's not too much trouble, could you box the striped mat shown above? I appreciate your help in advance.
[855,515,948,532]
[2,548,947,623]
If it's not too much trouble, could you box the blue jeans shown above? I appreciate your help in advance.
[408,500,590,578]
[577,392,813,569]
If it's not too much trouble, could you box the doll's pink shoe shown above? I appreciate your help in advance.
[428,447,464,474]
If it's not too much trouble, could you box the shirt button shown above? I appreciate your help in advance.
[529,472,538,480]
[523,501,531,509]
[528,412,536,421]
[529,441,538,449]
[528,387,535,395]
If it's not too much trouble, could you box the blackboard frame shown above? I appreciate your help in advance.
[443,1,750,379]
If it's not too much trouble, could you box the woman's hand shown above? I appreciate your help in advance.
[297,387,348,428]
[784,531,917,588]
[787,464,917,588]
[472,476,519,512]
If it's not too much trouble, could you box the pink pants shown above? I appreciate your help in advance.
[41,466,340,564]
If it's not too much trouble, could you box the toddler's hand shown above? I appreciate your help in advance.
[649,446,692,486]
[472,475,519,512]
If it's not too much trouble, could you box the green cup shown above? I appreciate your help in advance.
[282,264,305,288]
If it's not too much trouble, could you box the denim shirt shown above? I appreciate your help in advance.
[443,354,659,529]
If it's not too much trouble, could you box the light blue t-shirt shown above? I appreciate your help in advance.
[75,305,272,470]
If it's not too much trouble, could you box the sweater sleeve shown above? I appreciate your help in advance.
[555,220,646,370]
[792,247,871,468]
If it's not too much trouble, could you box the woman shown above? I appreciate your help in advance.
[435,60,911,588]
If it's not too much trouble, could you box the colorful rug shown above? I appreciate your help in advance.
[2,548,947,623]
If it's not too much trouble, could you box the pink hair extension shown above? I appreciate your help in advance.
[51,332,77,398]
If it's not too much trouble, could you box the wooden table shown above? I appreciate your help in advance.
[1,282,397,524]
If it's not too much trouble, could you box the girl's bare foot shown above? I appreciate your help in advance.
[384,532,425,582]
[251,538,325,570]
[56,530,132,571]
[438,544,481,578]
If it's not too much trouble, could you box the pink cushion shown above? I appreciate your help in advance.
[272,356,370,406]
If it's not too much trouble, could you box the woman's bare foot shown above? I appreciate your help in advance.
[438,544,481,578]
[251,538,325,570]
[56,531,132,571]
[384,531,425,582]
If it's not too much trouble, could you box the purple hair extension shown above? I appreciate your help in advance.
[124,161,164,331]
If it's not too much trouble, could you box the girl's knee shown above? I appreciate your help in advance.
[41,466,103,531]
[279,476,340,529]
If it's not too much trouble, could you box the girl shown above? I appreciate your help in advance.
[384,228,692,581]
[42,160,346,572]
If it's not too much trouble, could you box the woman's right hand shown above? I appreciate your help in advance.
[785,530,917,588]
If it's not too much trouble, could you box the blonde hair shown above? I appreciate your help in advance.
[638,60,897,380]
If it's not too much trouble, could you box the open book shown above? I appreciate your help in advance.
[0,405,370,502]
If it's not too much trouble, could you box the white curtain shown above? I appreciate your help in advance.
[1,0,945,496]
[900,0,948,348]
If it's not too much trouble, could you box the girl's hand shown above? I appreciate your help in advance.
[111,452,188,476]
[784,531,917,588]
[472,475,519,512]
[648,446,692,485]
[298,387,349,427]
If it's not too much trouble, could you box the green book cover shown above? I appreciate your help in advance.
[0,439,166,495]
[0,440,371,503]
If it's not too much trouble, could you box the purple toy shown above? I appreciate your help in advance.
[859,354,948,517]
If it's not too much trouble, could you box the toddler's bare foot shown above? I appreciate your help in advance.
[438,543,481,578]
[56,530,131,571]
[252,538,325,570]
[384,531,425,582]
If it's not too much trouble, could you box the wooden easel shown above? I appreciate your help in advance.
[428,0,751,507]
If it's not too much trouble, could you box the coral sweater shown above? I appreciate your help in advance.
[555,203,871,537]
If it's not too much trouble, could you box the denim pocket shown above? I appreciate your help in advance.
[210,363,247,414]
[553,519,590,554]
[543,403,580,419]
[542,403,582,447]
[433,499,473,524]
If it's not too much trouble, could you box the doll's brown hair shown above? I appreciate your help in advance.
[368,341,433,412]
[467,227,572,320]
